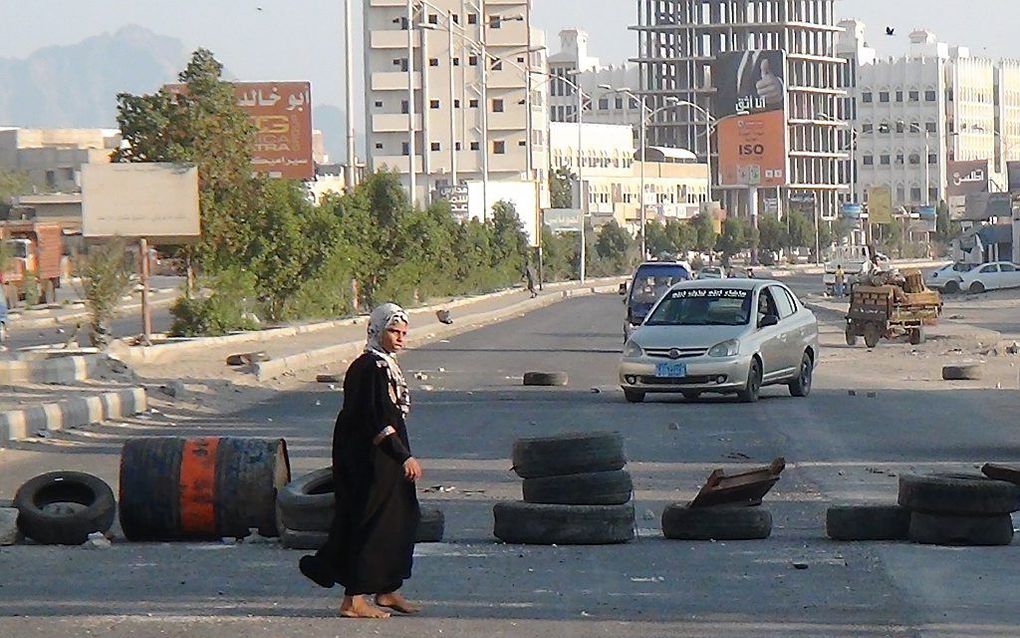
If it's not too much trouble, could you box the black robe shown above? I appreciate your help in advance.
[304,351,420,595]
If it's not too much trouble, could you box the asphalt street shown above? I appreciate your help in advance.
[2,281,1019,637]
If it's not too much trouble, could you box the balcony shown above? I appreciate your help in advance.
[371,71,421,92]
[372,114,421,133]
[487,111,527,131]
[370,30,417,50]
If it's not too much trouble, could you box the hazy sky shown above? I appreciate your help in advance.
[1,0,1017,112]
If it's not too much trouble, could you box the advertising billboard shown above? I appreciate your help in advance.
[168,81,314,180]
[1007,161,1020,193]
[82,163,200,244]
[867,186,893,225]
[947,160,989,198]
[712,50,788,188]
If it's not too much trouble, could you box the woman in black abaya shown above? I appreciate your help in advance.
[300,303,422,618]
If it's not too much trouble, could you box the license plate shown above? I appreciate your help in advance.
[655,362,687,378]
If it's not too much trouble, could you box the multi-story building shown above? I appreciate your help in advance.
[0,128,118,193]
[841,23,1020,216]
[549,122,709,233]
[632,0,846,220]
[547,29,641,134]
[362,0,549,227]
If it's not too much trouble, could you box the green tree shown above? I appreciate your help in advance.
[665,219,694,255]
[73,238,134,347]
[935,200,960,242]
[0,170,30,215]
[757,214,790,256]
[593,220,634,275]
[691,214,717,253]
[549,167,575,209]
[643,220,672,257]
[715,217,752,266]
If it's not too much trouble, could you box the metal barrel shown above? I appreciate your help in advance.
[119,437,291,541]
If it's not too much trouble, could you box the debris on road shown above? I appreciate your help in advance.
[662,504,773,541]
[160,380,188,399]
[83,531,112,549]
[0,508,19,546]
[522,371,569,387]
[414,372,429,381]
[436,309,453,325]
[942,363,985,381]
[226,351,269,366]
[315,373,342,383]
[690,458,785,508]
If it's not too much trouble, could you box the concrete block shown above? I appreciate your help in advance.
[0,508,18,546]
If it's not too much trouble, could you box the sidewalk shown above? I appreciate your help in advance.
[6,288,179,330]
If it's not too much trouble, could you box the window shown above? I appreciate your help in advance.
[517,56,525,63]
[909,154,921,165]
[493,140,506,154]
[401,142,410,156]
[453,58,461,66]
[880,155,890,165]
[862,123,873,133]
[629,98,639,109]
[491,59,503,71]
[400,100,409,114]
[862,91,873,103]
[454,99,461,108]
[375,142,383,150]
[911,187,922,201]
[615,97,624,110]
[928,153,938,165]
[468,55,478,66]
[470,141,480,151]
[782,289,800,313]
[863,155,874,166]
[879,91,889,103]
[895,90,903,102]
[895,153,904,165]
[430,99,440,109]
[431,142,441,151]
[926,122,937,133]
[455,142,462,150]
[895,122,904,133]
[374,100,383,108]
[771,287,796,319]
[518,140,527,147]
[469,99,479,108]
[467,13,477,24]
[878,123,890,133]
[492,99,504,112]
[909,90,920,102]
[925,90,937,101]
[428,14,438,24]
[489,16,502,28]
[452,14,459,24]
[980,264,998,273]
[429,58,439,67]
[1001,264,1016,272]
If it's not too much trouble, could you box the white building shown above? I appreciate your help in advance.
[840,22,1020,212]
[0,128,119,193]
[547,29,641,134]
[549,122,709,233]
[362,0,549,225]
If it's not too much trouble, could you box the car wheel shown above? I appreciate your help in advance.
[908,328,926,346]
[681,391,701,401]
[943,280,960,294]
[844,325,858,346]
[737,358,762,403]
[969,281,985,294]
[623,389,645,403]
[788,352,813,397]
[863,322,881,348]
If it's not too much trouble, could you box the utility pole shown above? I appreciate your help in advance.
[344,0,357,189]
[405,0,417,206]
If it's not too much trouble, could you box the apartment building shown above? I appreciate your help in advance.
[0,128,118,192]
[633,0,846,220]
[547,29,642,133]
[362,0,549,220]
[840,23,1020,214]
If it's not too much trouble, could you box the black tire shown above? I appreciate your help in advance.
[492,502,634,545]
[226,351,269,366]
[523,371,568,387]
[14,471,117,545]
[522,470,633,506]
[623,389,645,403]
[969,281,986,294]
[681,391,701,401]
[826,505,911,541]
[276,467,335,532]
[416,506,444,543]
[908,328,926,345]
[863,322,881,348]
[845,326,858,346]
[511,431,626,479]
[898,473,1020,516]
[942,364,984,381]
[315,374,341,383]
[943,280,960,294]
[661,504,772,541]
[737,358,762,403]
[788,352,813,397]
[280,526,328,550]
[908,511,1014,546]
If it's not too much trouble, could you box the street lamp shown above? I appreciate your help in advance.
[566,70,590,282]
[671,100,715,204]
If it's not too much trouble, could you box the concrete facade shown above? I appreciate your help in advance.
[0,128,118,193]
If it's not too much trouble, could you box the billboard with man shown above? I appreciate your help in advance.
[712,50,788,188]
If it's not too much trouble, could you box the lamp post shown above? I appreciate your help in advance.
[344,0,357,189]
[404,0,417,205]
[673,100,714,204]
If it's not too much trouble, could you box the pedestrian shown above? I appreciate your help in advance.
[747,268,755,279]
[0,291,7,352]
[522,262,537,298]
[299,303,422,619]
[834,264,846,297]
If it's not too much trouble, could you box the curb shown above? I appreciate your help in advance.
[253,283,619,381]
[0,355,101,384]
[0,387,148,445]
[113,278,623,367]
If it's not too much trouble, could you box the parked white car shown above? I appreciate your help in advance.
[956,262,1020,294]
[926,262,977,292]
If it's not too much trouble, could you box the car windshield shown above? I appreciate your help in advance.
[644,288,752,326]
[628,266,690,308]
[952,263,975,272]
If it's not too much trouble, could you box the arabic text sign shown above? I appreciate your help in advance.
[947,160,989,198]
[717,111,787,187]
[82,163,200,244]
[867,186,893,225]
[668,288,749,300]
[236,82,314,180]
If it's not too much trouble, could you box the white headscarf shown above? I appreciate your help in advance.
[365,303,410,418]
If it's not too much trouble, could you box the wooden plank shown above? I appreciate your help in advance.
[981,463,1020,486]
[689,458,786,508]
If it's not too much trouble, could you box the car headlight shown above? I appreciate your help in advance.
[708,339,740,357]
[623,341,643,358]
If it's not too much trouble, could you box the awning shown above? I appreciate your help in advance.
[637,146,699,162]
[977,224,1012,246]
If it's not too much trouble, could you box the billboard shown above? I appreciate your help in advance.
[867,186,893,224]
[82,163,200,244]
[168,81,314,180]
[1007,161,1020,192]
[947,160,989,198]
[713,50,788,188]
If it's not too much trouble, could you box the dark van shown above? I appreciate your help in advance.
[623,262,691,340]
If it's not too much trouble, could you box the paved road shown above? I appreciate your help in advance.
[5,306,175,351]
[2,293,1019,637]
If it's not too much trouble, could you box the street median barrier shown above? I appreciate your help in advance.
[0,387,147,445]
[0,354,102,385]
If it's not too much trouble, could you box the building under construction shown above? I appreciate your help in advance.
[632,0,847,222]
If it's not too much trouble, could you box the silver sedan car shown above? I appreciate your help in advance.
[618,279,818,403]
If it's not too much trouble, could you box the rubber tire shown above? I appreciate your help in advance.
[14,471,117,545]
[492,502,635,545]
[908,511,1014,546]
[826,505,911,541]
[276,467,334,532]
[523,371,568,387]
[863,323,881,348]
[681,391,701,401]
[280,526,328,550]
[737,358,762,403]
[943,280,960,294]
[416,506,445,543]
[511,431,626,479]
[226,351,269,366]
[522,470,633,506]
[969,281,986,294]
[623,389,645,403]
[942,364,984,381]
[661,505,772,541]
[845,326,858,346]
[908,328,925,345]
[788,352,813,398]
[898,473,1020,516]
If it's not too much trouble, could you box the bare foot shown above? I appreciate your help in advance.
[339,596,390,619]
[375,592,421,614]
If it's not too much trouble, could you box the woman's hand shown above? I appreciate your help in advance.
[402,457,422,482]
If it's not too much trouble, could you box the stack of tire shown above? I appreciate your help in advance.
[827,473,1020,546]
[493,431,635,545]
[276,467,445,550]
